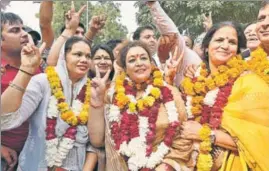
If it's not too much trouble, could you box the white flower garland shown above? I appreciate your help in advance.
[45,96,83,167]
[185,95,193,119]
[203,88,220,107]
[107,83,179,171]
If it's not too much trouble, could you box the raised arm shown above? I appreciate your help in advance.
[84,15,106,44]
[147,1,178,35]
[46,2,86,66]
[87,67,111,147]
[39,1,54,49]
[1,43,46,130]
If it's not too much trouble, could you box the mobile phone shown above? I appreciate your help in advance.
[241,48,251,59]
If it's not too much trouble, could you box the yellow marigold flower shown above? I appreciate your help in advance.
[215,74,228,87]
[58,102,69,111]
[191,106,202,115]
[199,125,211,140]
[45,66,54,72]
[197,76,206,82]
[153,70,162,78]
[150,87,161,99]
[61,111,73,120]
[195,116,201,122]
[144,96,155,107]
[79,111,88,124]
[205,78,215,90]
[54,90,64,99]
[82,104,90,110]
[218,65,229,73]
[115,79,124,87]
[197,153,213,171]
[153,78,163,87]
[194,82,206,94]
[200,140,212,152]
[128,102,137,113]
[192,96,204,104]
[67,116,78,126]
[137,99,144,111]
[116,86,125,93]
[116,92,126,101]
[200,66,208,77]
[227,68,240,79]
[264,68,269,75]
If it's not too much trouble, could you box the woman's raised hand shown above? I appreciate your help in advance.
[65,1,86,33]
[90,66,111,107]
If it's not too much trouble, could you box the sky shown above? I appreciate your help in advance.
[4,1,138,36]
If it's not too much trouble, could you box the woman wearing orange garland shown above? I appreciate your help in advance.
[1,37,109,171]
[181,21,269,171]
[105,41,196,171]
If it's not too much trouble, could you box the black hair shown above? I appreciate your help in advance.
[201,21,246,66]
[243,22,256,31]
[1,12,23,31]
[60,22,85,34]
[64,36,91,55]
[89,44,115,80]
[260,1,269,9]
[120,41,152,69]
[132,25,155,40]
[106,39,122,50]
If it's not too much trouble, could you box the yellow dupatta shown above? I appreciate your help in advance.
[220,73,269,171]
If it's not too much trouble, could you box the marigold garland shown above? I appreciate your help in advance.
[181,55,247,171]
[45,66,91,126]
[247,46,269,85]
[181,55,246,119]
[109,67,180,170]
[197,125,213,171]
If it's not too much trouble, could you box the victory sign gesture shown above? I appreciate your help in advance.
[90,66,111,107]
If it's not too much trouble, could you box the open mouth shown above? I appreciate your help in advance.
[135,68,146,73]
[98,65,109,70]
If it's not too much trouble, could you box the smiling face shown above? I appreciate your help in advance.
[66,41,91,83]
[208,26,238,67]
[92,49,113,78]
[125,46,152,84]
[256,4,269,46]
[244,23,260,51]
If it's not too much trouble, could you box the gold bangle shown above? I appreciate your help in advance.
[9,82,25,92]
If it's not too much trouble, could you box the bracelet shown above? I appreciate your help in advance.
[210,130,216,144]
[9,82,25,92]
[19,68,34,76]
[84,35,93,43]
[7,65,34,76]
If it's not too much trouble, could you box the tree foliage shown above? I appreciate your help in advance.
[52,1,128,44]
[135,1,261,38]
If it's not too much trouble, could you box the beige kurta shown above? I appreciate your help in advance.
[104,84,196,171]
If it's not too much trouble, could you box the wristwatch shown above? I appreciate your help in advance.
[210,131,216,144]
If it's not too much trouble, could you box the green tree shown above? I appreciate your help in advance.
[135,1,260,38]
[53,1,128,44]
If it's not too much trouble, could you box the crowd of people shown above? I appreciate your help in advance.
[1,1,269,171]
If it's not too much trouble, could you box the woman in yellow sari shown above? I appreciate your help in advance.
[181,21,269,171]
